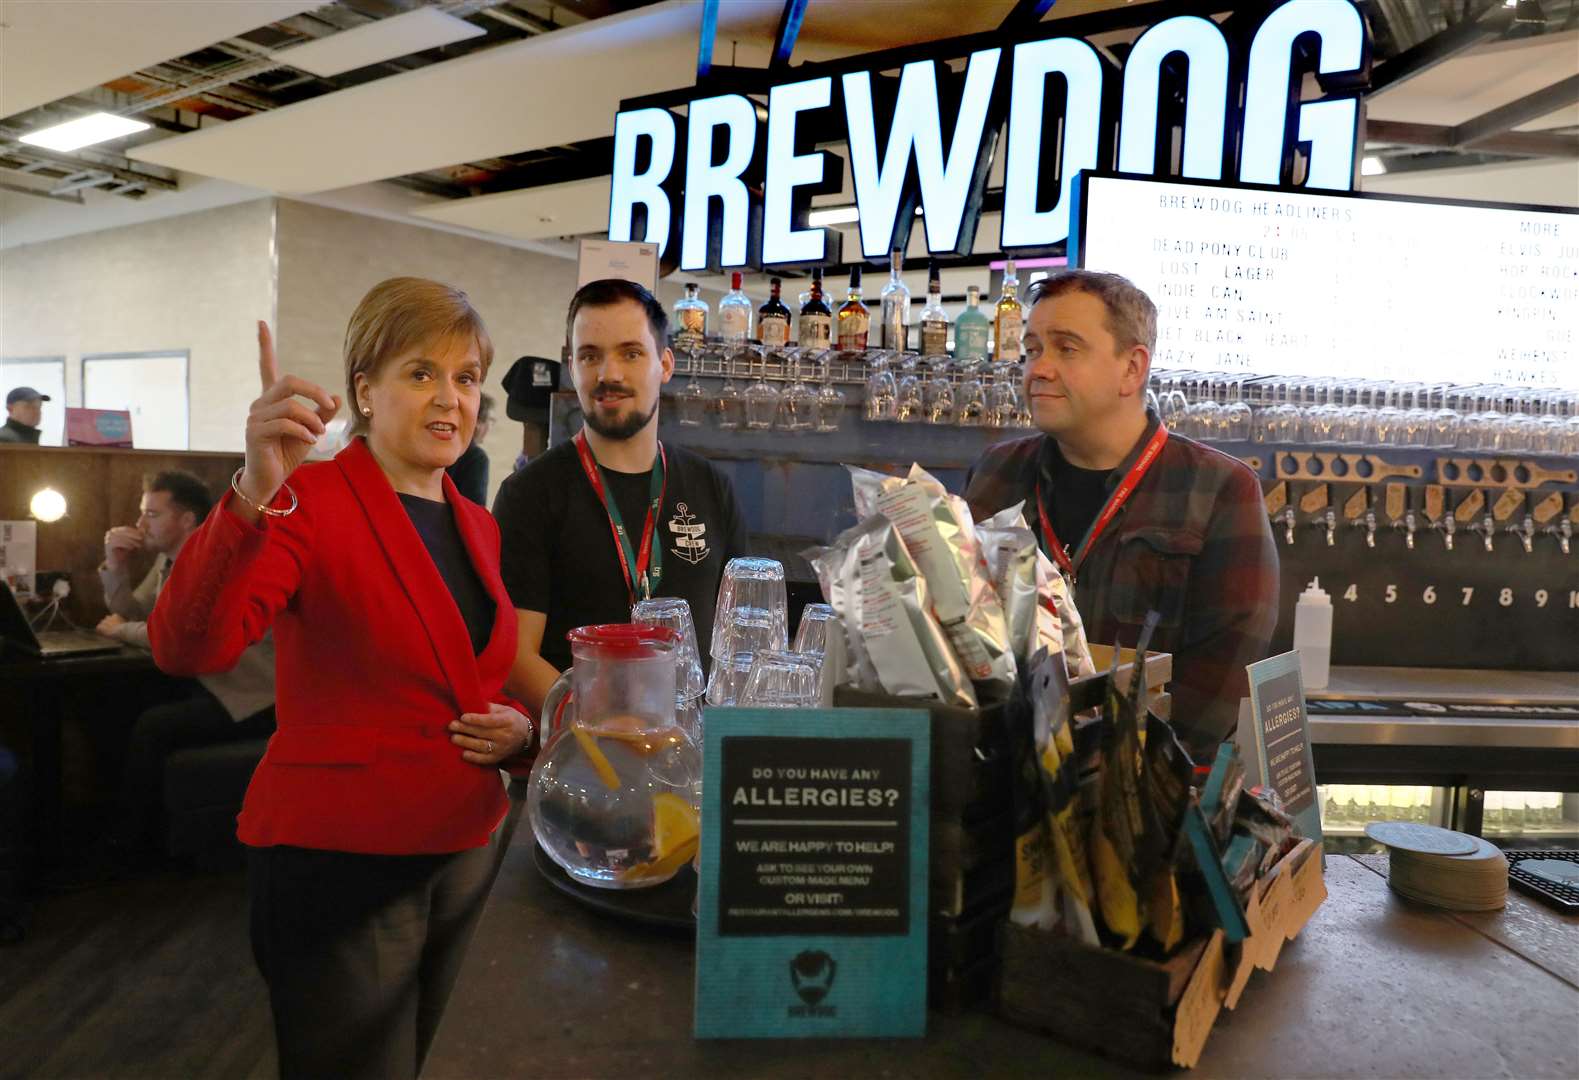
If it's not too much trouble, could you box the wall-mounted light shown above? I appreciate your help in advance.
[19,112,150,153]
[30,488,67,523]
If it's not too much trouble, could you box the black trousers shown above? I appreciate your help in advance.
[111,689,276,853]
[246,832,499,1080]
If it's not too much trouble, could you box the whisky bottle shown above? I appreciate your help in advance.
[993,259,1023,362]
[836,265,870,352]
[673,283,707,352]
[757,277,791,349]
[919,261,949,358]
[798,270,832,350]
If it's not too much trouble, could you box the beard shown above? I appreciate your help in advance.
[582,387,659,441]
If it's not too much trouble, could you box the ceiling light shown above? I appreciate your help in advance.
[30,488,67,523]
[19,113,150,153]
[807,206,860,226]
[1361,155,1387,176]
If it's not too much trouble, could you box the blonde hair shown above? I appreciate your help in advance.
[344,277,494,437]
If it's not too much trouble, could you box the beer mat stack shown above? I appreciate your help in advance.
[1365,822,1507,912]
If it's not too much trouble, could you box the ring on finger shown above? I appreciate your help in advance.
[483,739,494,754]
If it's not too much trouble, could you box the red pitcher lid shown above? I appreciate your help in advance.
[566,623,678,656]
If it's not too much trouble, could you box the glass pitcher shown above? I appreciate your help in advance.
[528,624,702,889]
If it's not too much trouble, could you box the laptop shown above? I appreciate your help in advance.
[0,583,123,658]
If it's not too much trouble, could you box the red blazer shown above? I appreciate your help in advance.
[150,437,519,855]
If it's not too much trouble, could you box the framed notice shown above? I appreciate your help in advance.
[577,239,658,291]
[1244,652,1322,849]
[695,708,930,1039]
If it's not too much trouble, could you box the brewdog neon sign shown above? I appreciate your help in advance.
[609,0,1370,271]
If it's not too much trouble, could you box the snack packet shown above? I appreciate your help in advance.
[808,515,976,707]
[847,465,1016,690]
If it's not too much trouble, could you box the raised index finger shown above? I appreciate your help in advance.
[258,321,280,391]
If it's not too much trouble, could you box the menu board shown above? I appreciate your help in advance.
[1073,174,1579,388]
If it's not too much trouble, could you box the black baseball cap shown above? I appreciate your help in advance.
[500,356,560,422]
[6,387,50,406]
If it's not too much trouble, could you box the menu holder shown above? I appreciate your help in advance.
[1242,651,1323,851]
[694,707,930,1039]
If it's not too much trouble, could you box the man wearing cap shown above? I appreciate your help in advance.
[499,354,561,472]
[0,387,49,444]
[493,280,750,716]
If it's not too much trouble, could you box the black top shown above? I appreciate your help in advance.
[492,439,750,672]
[0,418,41,444]
[398,494,496,656]
[446,440,490,506]
[1047,460,1113,562]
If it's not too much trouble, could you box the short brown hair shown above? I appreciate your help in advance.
[1027,270,1158,355]
[145,470,212,523]
[344,277,494,437]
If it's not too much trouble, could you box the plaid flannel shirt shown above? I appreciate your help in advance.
[965,411,1280,760]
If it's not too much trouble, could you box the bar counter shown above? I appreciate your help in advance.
[425,798,1579,1079]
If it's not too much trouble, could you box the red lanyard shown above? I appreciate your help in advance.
[1036,422,1169,582]
[573,430,668,604]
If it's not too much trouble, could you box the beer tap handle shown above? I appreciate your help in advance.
[1363,509,1377,548]
[1396,510,1418,551]
[1479,513,1495,553]
[1279,507,1297,546]
[1507,515,1535,555]
[1323,508,1337,547]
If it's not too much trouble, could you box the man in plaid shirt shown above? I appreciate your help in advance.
[965,270,1278,761]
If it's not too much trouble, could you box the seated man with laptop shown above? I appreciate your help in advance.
[64,471,277,882]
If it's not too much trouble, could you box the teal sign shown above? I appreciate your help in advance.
[694,708,930,1039]
[1246,651,1323,848]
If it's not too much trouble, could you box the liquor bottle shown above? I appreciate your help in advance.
[919,261,949,358]
[836,265,870,352]
[798,270,832,350]
[879,249,911,351]
[719,271,752,343]
[994,259,1023,362]
[673,283,707,352]
[757,277,792,349]
[954,285,989,364]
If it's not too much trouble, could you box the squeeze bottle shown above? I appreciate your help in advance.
[1293,577,1332,689]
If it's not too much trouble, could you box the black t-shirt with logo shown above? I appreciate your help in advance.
[493,439,750,673]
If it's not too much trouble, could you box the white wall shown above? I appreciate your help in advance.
[273,198,580,505]
[0,198,276,450]
[1361,158,1579,209]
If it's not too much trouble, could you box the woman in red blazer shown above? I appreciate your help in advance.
[151,278,532,1080]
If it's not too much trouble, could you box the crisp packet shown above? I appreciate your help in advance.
[806,536,881,693]
[977,503,1058,668]
[977,502,1094,679]
[809,515,976,707]
[847,465,1016,690]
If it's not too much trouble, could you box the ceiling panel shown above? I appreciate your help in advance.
[0,0,320,121]
[127,0,743,194]
[268,7,485,78]
[411,175,611,241]
[1367,30,1579,127]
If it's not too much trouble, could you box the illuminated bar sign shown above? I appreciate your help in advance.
[610,0,1370,270]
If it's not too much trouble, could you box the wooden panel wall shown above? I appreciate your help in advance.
[0,445,243,624]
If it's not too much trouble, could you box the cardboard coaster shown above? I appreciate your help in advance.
[1364,821,1478,856]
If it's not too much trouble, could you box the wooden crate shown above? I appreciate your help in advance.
[997,839,1327,1070]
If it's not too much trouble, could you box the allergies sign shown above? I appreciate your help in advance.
[610,0,1370,270]
[695,709,930,1039]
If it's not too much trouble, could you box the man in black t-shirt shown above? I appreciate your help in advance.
[493,279,749,715]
